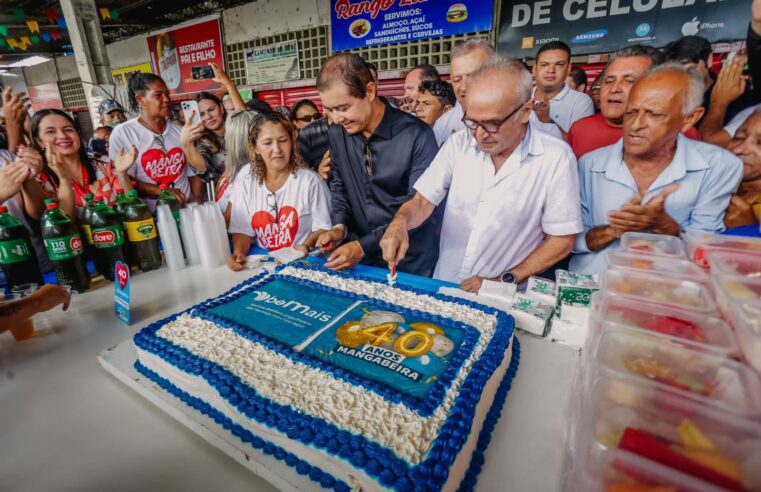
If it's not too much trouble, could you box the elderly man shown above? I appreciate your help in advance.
[531,41,595,139]
[415,80,455,127]
[315,53,440,276]
[381,56,583,290]
[724,109,761,228]
[402,64,439,113]
[567,46,691,159]
[432,39,494,146]
[571,64,743,274]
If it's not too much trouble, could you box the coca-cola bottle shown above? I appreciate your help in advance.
[79,192,96,262]
[124,190,162,271]
[0,205,43,289]
[41,199,91,292]
[90,196,126,281]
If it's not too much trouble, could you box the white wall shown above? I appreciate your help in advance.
[106,35,151,70]
[222,0,331,44]
[23,55,79,87]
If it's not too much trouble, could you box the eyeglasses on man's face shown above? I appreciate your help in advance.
[461,101,527,134]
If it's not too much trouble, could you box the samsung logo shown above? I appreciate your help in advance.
[571,29,608,44]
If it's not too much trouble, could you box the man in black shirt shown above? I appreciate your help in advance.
[298,116,330,170]
[315,53,440,276]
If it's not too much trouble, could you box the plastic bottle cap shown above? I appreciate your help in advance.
[93,196,104,202]
[0,206,8,213]
[45,201,59,210]
[44,198,57,205]
[127,190,138,197]
[115,187,123,193]
[159,183,168,190]
[86,193,94,199]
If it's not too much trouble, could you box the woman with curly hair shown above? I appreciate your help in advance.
[226,111,331,271]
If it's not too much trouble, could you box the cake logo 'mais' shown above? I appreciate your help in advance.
[208,278,465,399]
[251,291,332,322]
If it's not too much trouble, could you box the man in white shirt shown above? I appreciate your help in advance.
[381,56,583,291]
[531,41,595,139]
[432,39,494,146]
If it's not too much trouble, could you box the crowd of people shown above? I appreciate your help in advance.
[1,0,761,328]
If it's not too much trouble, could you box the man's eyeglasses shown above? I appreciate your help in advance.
[266,192,279,218]
[295,113,322,123]
[461,101,527,134]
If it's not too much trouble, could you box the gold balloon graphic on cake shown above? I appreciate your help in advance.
[410,322,455,357]
[336,311,454,358]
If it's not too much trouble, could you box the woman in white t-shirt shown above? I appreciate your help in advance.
[109,73,201,211]
[227,111,331,271]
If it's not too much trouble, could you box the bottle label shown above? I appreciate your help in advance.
[0,238,32,265]
[82,224,94,245]
[125,219,157,242]
[44,234,84,260]
[92,225,125,249]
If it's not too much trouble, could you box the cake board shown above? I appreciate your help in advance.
[98,340,301,492]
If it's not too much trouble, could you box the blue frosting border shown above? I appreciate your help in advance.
[192,267,484,415]
[133,264,517,491]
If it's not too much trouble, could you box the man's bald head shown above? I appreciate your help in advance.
[623,63,705,158]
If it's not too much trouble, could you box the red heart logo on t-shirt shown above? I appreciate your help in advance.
[251,206,299,251]
[141,147,186,184]
[116,262,129,290]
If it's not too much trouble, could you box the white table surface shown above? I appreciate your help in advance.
[0,264,580,492]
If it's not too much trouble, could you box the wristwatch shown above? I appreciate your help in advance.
[500,271,517,284]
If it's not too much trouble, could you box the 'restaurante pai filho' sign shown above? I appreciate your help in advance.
[498,0,751,56]
[331,0,495,52]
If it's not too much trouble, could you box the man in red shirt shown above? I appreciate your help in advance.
[568,46,701,159]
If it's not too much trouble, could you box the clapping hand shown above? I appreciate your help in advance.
[0,157,32,202]
[607,184,680,235]
[15,145,43,176]
[113,145,139,174]
[1,87,30,127]
[45,146,73,183]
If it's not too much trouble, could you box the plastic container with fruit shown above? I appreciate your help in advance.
[576,373,761,492]
[728,301,761,375]
[587,329,761,418]
[605,250,710,286]
[600,269,717,315]
[578,448,728,492]
[619,232,687,259]
[711,275,761,321]
[684,232,761,270]
[707,250,761,278]
[589,292,738,359]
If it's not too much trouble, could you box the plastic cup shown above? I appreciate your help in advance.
[11,283,38,297]
[1,292,36,341]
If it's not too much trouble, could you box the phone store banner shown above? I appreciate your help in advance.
[146,16,225,96]
[331,0,494,52]
[498,0,751,57]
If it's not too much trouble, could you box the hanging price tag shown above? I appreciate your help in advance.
[114,261,130,325]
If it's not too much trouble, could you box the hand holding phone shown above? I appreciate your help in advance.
[181,100,201,126]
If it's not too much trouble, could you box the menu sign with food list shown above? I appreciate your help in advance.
[330,0,494,52]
